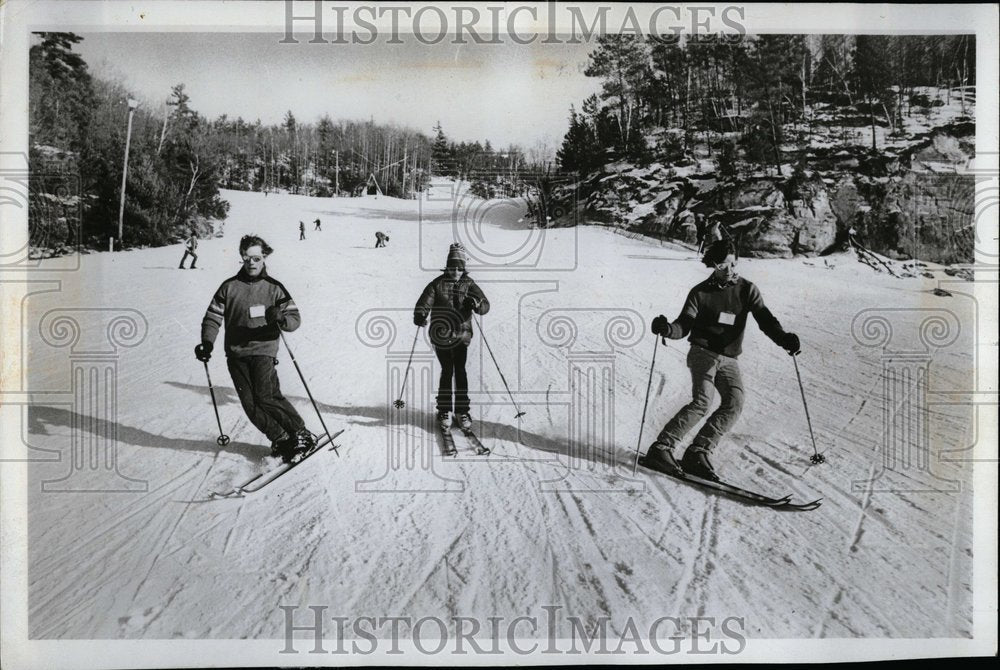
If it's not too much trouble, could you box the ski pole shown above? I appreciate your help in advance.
[202,361,231,446]
[393,328,421,409]
[279,330,338,455]
[792,353,825,464]
[472,313,526,419]
[631,336,659,477]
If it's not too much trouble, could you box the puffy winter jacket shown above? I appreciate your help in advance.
[201,267,300,357]
[413,273,490,347]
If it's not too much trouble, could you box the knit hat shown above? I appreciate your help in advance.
[444,242,467,271]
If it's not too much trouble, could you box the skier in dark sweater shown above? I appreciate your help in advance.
[299,221,306,240]
[413,243,490,432]
[645,240,800,481]
[314,218,322,231]
[195,234,315,462]
[375,231,389,248]
[179,230,198,269]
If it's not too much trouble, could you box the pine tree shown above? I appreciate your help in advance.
[583,35,651,157]
[556,106,598,174]
[853,36,895,150]
[431,121,451,174]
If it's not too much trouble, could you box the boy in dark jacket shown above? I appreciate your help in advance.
[195,235,314,462]
[413,243,490,431]
[645,240,800,481]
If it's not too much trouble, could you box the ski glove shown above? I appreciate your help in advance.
[195,342,213,362]
[650,314,670,337]
[463,296,481,311]
[782,333,801,356]
[413,314,428,328]
[265,305,286,326]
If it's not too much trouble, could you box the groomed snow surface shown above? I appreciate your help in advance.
[26,182,974,641]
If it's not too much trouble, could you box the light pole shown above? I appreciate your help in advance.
[116,98,139,248]
[334,149,339,196]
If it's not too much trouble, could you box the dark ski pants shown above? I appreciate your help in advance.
[299,231,306,240]
[657,344,744,454]
[227,355,305,442]
[434,343,470,415]
[179,250,197,268]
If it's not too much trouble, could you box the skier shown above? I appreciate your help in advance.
[644,240,800,482]
[178,229,198,269]
[299,221,306,241]
[314,218,322,231]
[413,243,490,432]
[195,234,315,463]
[375,231,389,248]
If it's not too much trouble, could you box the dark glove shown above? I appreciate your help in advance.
[463,296,481,311]
[782,333,801,356]
[413,313,428,328]
[195,341,213,362]
[265,305,286,326]
[650,314,669,337]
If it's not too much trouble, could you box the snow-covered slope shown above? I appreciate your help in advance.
[24,184,975,640]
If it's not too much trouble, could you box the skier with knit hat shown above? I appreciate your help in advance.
[643,240,801,482]
[413,243,490,432]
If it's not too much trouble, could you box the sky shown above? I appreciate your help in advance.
[72,32,602,151]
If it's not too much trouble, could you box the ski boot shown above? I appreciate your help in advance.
[642,441,683,477]
[270,433,298,464]
[680,447,719,482]
[437,411,452,431]
[292,428,317,460]
[456,413,473,431]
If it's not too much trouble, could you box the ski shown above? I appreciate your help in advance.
[457,427,491,455]
[637,456,821,511]
[439,424,457,457]
[208,429,345,499]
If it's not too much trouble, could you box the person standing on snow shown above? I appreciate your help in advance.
[179,229,198,269]
[413,243,490,432]
[644,240,800,482]
[299,221,306,241]
[195,234,315,462]
[375,231,389,248]
[314,218,322,231]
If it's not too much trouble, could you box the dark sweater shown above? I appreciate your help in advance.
[665,276,787,358]
[201,267,300,357]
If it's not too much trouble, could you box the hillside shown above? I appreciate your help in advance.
[23,183,975,644]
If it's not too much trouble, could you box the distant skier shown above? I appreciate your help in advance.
[195,234,315,462]
[314,218,322,231]
[645,240,800,481]
[413,243,490,432]
[179,229,198,269]
[375,231,389,248]
[299,221,306,241]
